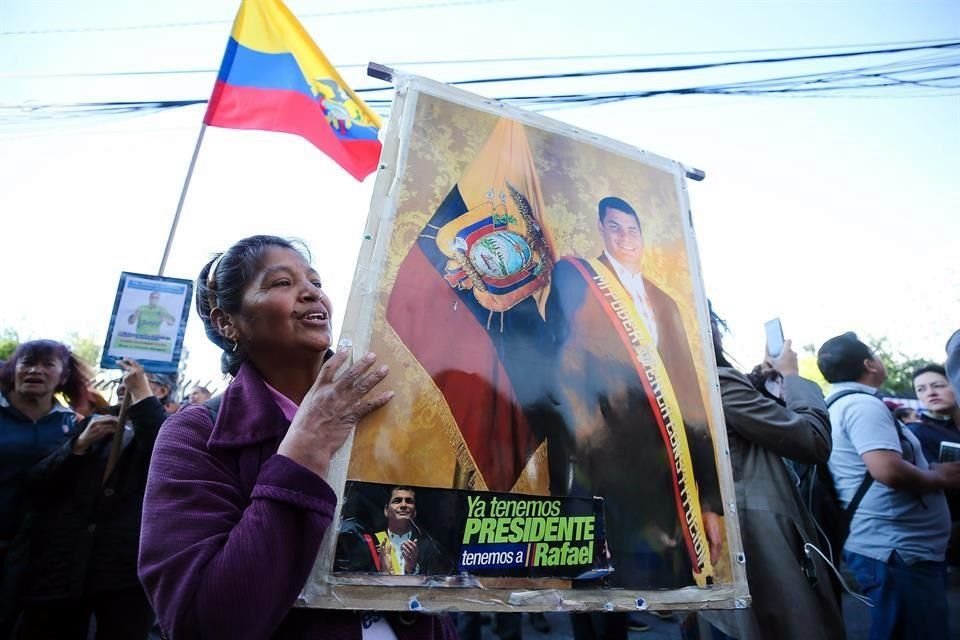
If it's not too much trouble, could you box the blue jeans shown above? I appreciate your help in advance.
[844,550,948,640]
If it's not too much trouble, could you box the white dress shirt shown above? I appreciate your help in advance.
[603,251,659,346]
[387,529,413,575]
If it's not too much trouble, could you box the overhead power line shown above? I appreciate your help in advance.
[446,41,960,87]
[2,42,957,132]
[3,37,958,81]
[4,54,957,125]
[0,0,512,36]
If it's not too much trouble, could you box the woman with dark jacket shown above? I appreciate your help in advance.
[18,357,166,639]
[138,235,457,640]
[0,339,88,637]
[703,312,845,640]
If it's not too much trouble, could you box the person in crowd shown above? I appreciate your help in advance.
[893,406,919,425]
[187,385,212,404]
[0,340,90,638]
[910,363,960,566]
[910,364,960,462]
[818,332,960,639]
[17,357,167,639]
[141,373,180,414]
[700,310,844,640]
[138,235,456,639]
[947,330,960,396]
[458,613,522,640]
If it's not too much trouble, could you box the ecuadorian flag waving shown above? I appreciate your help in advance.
[205,0,382,181]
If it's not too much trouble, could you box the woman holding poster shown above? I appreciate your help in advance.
[138,235,456,640]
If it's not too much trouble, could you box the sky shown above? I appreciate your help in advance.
[1,0,958,390]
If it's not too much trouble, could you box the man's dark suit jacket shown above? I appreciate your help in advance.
[542,255,722,589]
[334,519,451,576]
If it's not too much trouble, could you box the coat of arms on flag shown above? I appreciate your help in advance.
[437,180,552,313]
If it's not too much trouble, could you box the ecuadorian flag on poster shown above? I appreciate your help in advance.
[204,0,382,181]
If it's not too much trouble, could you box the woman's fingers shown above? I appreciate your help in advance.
[352,364,389,396]
[333,352,378,392]
[316,348,352,386]
[352,391,395,420]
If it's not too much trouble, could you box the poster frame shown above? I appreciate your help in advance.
[99,271,193,375]
[299,72,749,613]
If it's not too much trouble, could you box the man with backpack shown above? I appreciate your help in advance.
[817,332,960,639]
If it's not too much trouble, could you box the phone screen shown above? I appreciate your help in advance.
[940,441,960,463]
[765,318,785,358]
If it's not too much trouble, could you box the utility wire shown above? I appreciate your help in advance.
[445,41,960,87]
[0,0,513,36]
[3,37,958,80]
[2,45,957,129]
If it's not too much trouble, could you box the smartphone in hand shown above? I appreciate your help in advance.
[764,318,785,359]
[940,441,960,463]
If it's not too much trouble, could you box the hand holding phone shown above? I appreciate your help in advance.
[940,441,960,463]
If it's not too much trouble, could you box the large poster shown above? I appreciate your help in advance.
[100,272,192,374]
[305,74,746,612]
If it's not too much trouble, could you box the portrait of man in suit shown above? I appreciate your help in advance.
[543,196,724,589]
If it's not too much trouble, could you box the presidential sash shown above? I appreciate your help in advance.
[572,258,714,584]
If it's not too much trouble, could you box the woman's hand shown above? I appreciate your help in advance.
[277,350,393,478]
[118,358,152,404]
[73,415,120,455]
[766,339,799,377]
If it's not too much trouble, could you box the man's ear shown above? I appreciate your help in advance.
[211,307,240,343]
[863,358,881,375]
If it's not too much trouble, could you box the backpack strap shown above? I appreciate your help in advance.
[844,472,874,519]
[825,389,887,518]
[824,389,878,408]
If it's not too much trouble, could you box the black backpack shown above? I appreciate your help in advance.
[795,390,879,566]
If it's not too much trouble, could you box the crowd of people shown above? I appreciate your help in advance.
[0,346,218,639]
[1,232,959,640]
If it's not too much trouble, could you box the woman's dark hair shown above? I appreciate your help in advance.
[0,339,93,406]
[708,301,734,369]
[893,407,916,421]
[196,235,312,375]
[912,363,946,382]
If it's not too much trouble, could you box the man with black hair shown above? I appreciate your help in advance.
[362,487,448,576]
[818,332,960,639]
[543,196,723,593]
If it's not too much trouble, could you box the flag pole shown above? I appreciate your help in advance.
[102,390,132,484]
[158,122,208,276]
